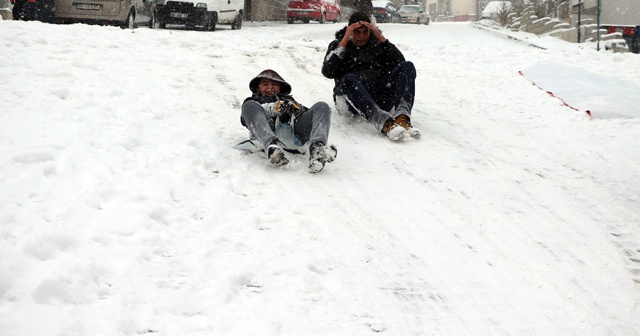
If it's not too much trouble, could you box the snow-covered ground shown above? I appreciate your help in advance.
[1,18,639,336]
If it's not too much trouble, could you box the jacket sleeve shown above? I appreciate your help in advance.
[321,40,345,79]
[380,40,406,71]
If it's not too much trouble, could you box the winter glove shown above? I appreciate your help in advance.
[261,100,305,118]
[261,102,281,118]
[280,100,305,118]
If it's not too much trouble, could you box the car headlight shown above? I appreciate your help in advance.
[195,2,207,8]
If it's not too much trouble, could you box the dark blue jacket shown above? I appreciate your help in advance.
[321,26,406,92]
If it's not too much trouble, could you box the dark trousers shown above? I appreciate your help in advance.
[335,61,416,131]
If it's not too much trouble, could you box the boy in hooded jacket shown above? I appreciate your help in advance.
[322,12,419,141]
[240,69,337,173]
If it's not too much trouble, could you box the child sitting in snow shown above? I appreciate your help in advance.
[239,69,337,173]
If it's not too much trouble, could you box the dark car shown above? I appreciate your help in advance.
[371,0,399,23]
[156,0,244,30]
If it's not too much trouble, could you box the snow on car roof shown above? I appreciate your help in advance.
[482,1,512,15]
[372,0,391,7]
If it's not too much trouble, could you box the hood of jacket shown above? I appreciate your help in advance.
[249,69,292,95]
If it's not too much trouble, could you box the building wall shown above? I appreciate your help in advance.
[247,0,286,21]
[570,0,639,26]
[600,0,639,26]
[452,0,477,18]
[426,0,483,21]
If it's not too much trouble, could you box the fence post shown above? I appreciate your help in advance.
[577,0,582,43]
[596,0,601,51]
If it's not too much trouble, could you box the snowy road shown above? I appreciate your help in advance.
[1,18,639,335]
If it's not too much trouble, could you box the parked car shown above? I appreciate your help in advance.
[156,0,243,30]
[481,1,511,20]
[1,0,10,20]
[371,0,399,23]
[11,0,157,28]
[287,0,341,24]
[398,4,429,25]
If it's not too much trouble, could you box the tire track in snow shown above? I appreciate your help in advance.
[607,226,640,283]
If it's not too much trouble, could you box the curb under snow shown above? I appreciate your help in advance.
[472,22,547,50]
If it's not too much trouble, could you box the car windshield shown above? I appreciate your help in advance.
[399,6,419,13]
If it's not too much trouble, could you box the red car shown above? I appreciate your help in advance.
[287,0,341,24]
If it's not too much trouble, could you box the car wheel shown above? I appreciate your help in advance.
[302,19,309,23]
[416,18,420,25]
[202,12,211,30]
[12,0,24,20]
[334,12,340,23]
[149,11,157,29]
[287,18,294,24]
[206,13,216,31]
[120,10,135,29]
[231,12,242,30]
[12,0,34,21]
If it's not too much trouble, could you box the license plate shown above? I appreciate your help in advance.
[75,3,101,10]
[170,12,189,19]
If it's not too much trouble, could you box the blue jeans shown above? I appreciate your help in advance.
[241,100,332,152]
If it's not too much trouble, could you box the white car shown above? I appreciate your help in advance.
[398,5,429,25]
[156,0,243,30]
[481,1,512,20]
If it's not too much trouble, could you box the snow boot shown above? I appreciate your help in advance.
[382,118,405,141]
[267,140,289,167]
[308,141,337,173]
[395,114,420,139]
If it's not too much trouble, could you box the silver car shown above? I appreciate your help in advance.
[11,0,157,29]
[398,4,429,25]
